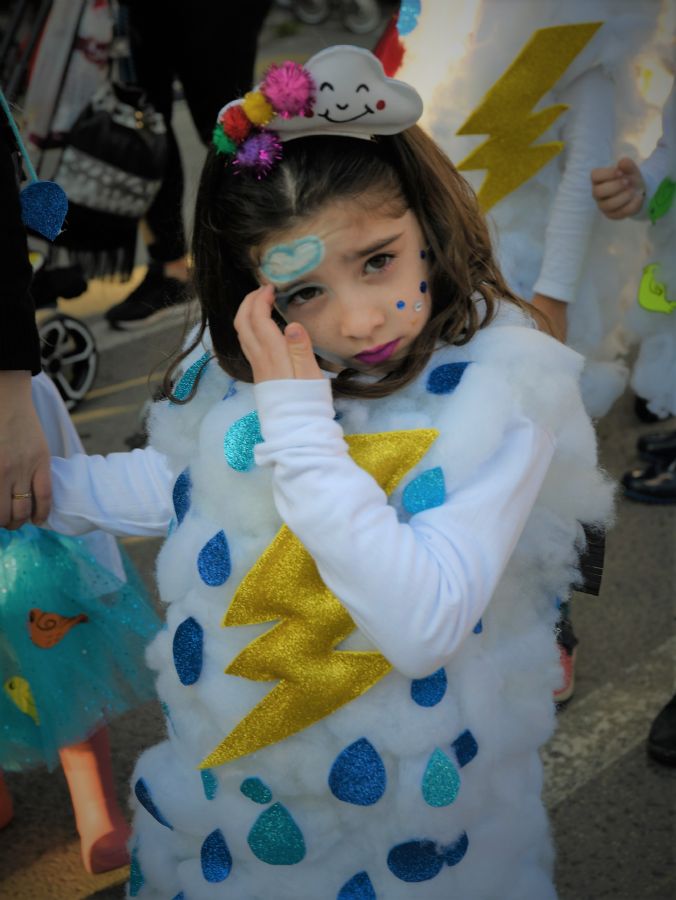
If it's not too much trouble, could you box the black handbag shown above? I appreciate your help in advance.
[53,79,167,279]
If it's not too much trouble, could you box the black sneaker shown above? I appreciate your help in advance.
[104,263,190,330]
[622,459,676,504]
[637,429,676,464]
[647,694,676,766]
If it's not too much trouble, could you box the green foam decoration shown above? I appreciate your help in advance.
[649,177,676,224]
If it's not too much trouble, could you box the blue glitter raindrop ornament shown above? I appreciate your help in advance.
[173,616,203,685]
[337,870,377,899]
[201,829,233,882]
[172,352,210,402]
[410,667,447,707]
[247,802,306,865]
[224,411,264,472]
[197,530,231,586]
[402,467,446,515]
[422,748,460,807]
[329,738,386,806]
[452,729,479,768]
[172,469,191,524]
[134,777,174,829]
[240,777,273,804]
[443,831,469,866]
[387,839,444,883]
[473,619,483,634]
[426,361,471,395]
[129,845,145,896]
[201,768,218,800]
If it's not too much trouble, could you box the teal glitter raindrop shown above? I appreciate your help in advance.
[201,828,232,882]
[426,361,471,395]
[129,845,144,896]
[422,748,460,807]
[172,352,210,402]
[247,802,306,865]
[240,776,273,804]
[410,667,447,707]
[329,738,386,805]
[197,530,231,586]
[224,411,263,472]
[201,768,218,800]
[402,467,446,515]
[338,870,377,899]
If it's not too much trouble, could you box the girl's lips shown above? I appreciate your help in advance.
[354,339,401,365]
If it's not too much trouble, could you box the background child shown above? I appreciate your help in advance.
[0,373,161,874]
[45,47,613,898]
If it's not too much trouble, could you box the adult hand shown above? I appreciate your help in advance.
[531,293,568,343]
[234,284,323,382]
[591,157,646,220]
[0,371,52,528]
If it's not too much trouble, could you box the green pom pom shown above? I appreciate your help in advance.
[212,124,237,156]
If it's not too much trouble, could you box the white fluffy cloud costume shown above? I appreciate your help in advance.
[393,0,664,416]
[126,307,613,899]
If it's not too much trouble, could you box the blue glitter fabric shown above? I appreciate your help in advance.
[240,776,273,804]
[452,729,479,768]
[402,467,446,515]
[172,352,210,402]
[19,180,68,241]
[337,870,377,899]
[410,667,447,707]
[0,527,160,772]
[444,831,469,866]
[387,840,444,883]
[247,802,306,865]
[224,411,264,472]
[128,845,145,896]
[201,828,233,882]
[134,777,174,829]
[473,618,483,634]
[201,768,218,800]
[426,362,471,395]
[328,738,387,806]
[397,0,421,36]
[172,469,191,525]
[422,748,461,807]
[197,531,231,586]
[172,616,203,685]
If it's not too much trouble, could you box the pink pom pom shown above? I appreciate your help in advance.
[234,131,283,178]
[261,61,315,119]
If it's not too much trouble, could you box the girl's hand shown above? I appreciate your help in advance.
[590,157,646,220]
[234,284,323,382]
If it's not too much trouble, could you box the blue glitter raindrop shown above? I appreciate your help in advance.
[426,361,471,395]
[223,381,237,400]
[337,870,377,899]
[224,411,263,472]
[387,839,444,883]
[452,729,479,768]
[396,300,406,310]
[240,777,273,804]
[247,802,306,865]
[402,467,446,515]
[473,619,483,634]
[20,180,68,241]
[197,530,231,586]
[134,777,174,829]
[329,738,386,806]
[173,616,203,685]
[172,352,210,402]
[422,748,461,807]
[443,831,469,866]
[201,769,218,800]
[172,469,191,524]
[410,667,447,707]
[171,894,185,900]
[201,829,232,882]
[129,845,144,896]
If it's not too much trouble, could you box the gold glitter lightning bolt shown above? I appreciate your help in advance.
[201,428,438,768]
[456,22,602,211]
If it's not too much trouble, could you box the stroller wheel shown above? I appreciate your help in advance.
[39,314,98,410]
[343,0,381,33]
[294,0,331,25]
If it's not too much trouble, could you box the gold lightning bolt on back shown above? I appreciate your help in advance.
[456,22,602,211]
[200,428,438,769]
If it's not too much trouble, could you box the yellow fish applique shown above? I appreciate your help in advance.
[4,676,40,725]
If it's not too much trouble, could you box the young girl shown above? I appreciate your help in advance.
[46,46,614,899]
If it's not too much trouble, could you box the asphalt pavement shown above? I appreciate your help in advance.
[1,5,674,898]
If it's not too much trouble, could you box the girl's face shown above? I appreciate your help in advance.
[256,198,432,373]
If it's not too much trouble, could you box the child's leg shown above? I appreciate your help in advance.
[0,771,13,829]
[58,726,131,874]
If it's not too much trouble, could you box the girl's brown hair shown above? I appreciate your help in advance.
[165,125,532,401]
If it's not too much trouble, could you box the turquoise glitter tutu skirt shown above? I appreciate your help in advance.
[0,525,161,772]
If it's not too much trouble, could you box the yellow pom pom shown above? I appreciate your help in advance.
[242,91,274,126]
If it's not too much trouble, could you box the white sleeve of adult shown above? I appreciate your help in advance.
[254,379,555,678]
[48,445,174,537]
[533,67,615,303]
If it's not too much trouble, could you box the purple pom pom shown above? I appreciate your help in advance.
[261,61,315,119]
[234,131,283,178]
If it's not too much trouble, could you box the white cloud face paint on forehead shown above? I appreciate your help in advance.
[260,236,325,285]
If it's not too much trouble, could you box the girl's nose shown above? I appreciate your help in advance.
[339,302,386,339]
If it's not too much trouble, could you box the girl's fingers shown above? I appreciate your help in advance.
[590,164,619,187]
[592,177,627,201]
[600,186,640,213]
[285,324,323,380]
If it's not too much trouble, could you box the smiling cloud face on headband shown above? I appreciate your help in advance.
[272,45,423,141]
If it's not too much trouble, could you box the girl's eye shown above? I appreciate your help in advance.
[364,253,394,274]
[278,283,326,308]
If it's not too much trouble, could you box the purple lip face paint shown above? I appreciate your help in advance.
[396,300,406,310]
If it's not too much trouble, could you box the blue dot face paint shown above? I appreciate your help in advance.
[420,280,428,294]
[414,301,423,312]
[420,249,427,260]
[396,300,406,310]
